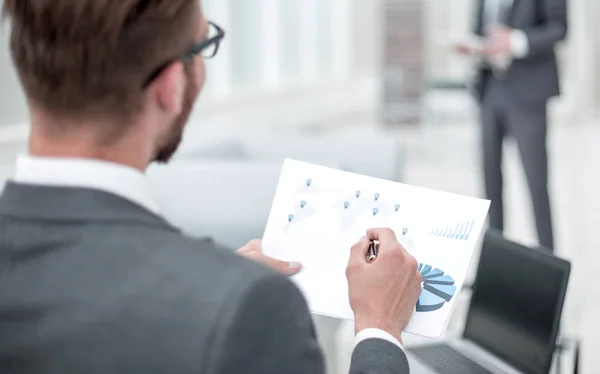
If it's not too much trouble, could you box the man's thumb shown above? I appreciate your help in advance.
[268,257,302,275]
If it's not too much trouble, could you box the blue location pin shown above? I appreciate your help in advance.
[356,190,361,198]
[344,201,350,209]
[288,214,294,222]
[306,179,312,187]
[395,204,400,212]
[402,228,408,236]
[374,193,380,201]
[373,208,379,216]
[300,200,306,208]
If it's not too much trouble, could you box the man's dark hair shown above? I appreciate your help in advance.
[2,0,199,123]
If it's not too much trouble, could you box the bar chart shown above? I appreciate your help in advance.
[429,220,475,241]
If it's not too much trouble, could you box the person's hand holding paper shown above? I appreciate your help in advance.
[262,159,490,338]
[482,24,513,57]
[236,239,302,276]
[347,228,423,344]
[452,34,484,56]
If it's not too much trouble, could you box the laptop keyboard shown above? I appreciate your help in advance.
[408,344,495,374]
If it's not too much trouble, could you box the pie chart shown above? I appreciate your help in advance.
[416,263,457,313]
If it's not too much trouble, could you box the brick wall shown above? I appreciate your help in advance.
[382,0,424,125]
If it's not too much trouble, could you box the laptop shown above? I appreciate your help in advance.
[407,230,571,374]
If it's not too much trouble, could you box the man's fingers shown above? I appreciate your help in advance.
[260,255,302,275]
[453,44,470,54]
[349,236,370,258]
[482,44,499,55]
[366,228,398,245]
[485,24,504,35]
[246,239,262,251]
[236,240,301,276]
[236,239,262,255]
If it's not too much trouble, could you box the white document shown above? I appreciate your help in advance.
[262,159,490,338]
[447,34,485,55]
[463,34,485,53]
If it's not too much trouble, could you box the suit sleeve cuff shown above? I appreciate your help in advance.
[354,328,404,352]
[510,29,529,58]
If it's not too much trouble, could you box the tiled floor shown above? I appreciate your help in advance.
[319,119,600,373]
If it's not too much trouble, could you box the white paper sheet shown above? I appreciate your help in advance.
[262,159,490,338]
[447,34,485,53]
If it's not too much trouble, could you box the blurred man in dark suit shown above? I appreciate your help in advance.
[456,0,567,251]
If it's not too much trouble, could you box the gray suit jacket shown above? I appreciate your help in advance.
[473,0,567,105]
[0,183,410,374]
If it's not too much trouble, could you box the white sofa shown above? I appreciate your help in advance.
[147,159,292,249]
[176,132,404,182]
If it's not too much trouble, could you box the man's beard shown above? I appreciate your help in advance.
[153,63,199,163]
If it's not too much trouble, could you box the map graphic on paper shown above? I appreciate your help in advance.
[262,159,490,338]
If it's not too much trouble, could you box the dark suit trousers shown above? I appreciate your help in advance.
[481,76,554,251]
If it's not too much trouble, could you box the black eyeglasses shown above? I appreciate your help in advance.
[143,21,225,88]
[184,21,225,60]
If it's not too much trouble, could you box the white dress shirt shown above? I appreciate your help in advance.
[483,0,529,70]
[13,155,159,213]
[12,154,404,352]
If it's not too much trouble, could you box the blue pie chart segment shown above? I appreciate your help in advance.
[416,264,457,313]
[420,264,432,275]
[423,268,443,279]
[426,275,455,285]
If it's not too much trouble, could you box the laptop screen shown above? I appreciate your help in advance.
[463,231,571,374]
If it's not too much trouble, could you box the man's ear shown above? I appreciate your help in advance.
[152,61,185,116]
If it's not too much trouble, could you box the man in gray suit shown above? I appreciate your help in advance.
[0,1,422,373]
[456,0,567,251]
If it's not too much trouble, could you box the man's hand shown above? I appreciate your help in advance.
[453,43,473,56]
[346,228,422,343]
[236,239,302,276]
[482,25,512,57]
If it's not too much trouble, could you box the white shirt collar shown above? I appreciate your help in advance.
[12,155,159,214]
